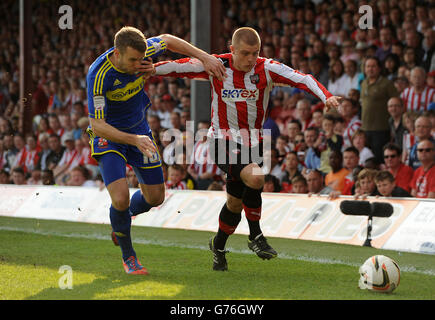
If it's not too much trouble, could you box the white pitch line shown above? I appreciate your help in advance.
[2,226,435,276]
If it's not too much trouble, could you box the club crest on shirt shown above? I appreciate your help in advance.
[250,73,260,84]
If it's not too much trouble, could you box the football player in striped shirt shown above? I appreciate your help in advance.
[155,27,341,271]
[86,26,225,275]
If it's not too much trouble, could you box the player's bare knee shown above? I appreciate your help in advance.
[245,174,264,190]
[111,197,130,212]
[146,193,165,207]
[227,198,243,213]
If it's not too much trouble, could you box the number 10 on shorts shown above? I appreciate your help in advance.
[143,152,159,164]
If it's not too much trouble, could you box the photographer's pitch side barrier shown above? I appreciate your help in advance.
[0,185,434,255]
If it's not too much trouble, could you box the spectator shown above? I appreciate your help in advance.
[383,143,414,193]
[41,169,56,185]
[341,59,363,97]
[308,55,329,91]
[306,169,327,195]
[126,167,139,188]
[375,26,394,63]
[410,139,435,198]
[23,134,41,173]
[266,147,286,183]
[54,131,78,183]
[311,108,324,129]
[166,164,188,190]
[275,135,290,161]
[374,170,412,197]
[387,97,406,147]
[45,134,65,171]
[422,29,435,72]
[401,67,435,113]
[324,149,349,193]
[327,59,347,97]
[339,98,361,149]
[11,166,27,185]
[47,114,64,139]
[356,168,378,197]
[11,133,27,172]
[67,165,97,187]
[188,121,221,190]
[401,110,419,164]
[351,129,375,166]
[36,132,51,171]
[383,53,401,80]
[0,169,10,184]
[281,151,303,193]
[341,146,362,194]
[341,40,359,64]
[303,127,321,171]
[291,175,308,194]
[286,119,302,150]
[294,99,313,132]
[263,174,281,193]
[360,56,399,163]
[393,76,409,95]
[408,114,435,169]
[317,114,343,174]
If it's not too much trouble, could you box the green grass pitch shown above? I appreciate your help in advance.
[1,216,434,300]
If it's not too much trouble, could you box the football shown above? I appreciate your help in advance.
[358,255,401,293]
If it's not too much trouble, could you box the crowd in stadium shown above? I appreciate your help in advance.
[0,0,434,198]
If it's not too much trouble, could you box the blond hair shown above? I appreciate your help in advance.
[232,27,261,47]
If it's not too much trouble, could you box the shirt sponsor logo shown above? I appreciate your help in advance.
[221,89,259,102]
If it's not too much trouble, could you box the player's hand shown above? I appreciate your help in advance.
[199,54,226,81]
[137,58,156,80]
[324,96,343,112]
[135,135,157,158]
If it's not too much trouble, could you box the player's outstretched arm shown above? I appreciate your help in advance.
[159,34,226,80]
[324,96,343,112]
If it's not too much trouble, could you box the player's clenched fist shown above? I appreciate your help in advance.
[135,135,156,158]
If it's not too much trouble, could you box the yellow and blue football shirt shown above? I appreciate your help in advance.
[86,37,166,169]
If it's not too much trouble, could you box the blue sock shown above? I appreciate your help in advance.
[129,190,153,216]
[110,205,136,261]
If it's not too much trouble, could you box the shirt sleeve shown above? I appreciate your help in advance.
[265,59,332,103]
[145,37,167,60]
[155,57,210,80]
[87,65,111,120]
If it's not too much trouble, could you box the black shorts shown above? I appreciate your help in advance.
[210,139,263,198]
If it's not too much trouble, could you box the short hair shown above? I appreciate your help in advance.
[169,164,184,173]
[383,142,402,156]
[357,168,378,181]
[114,26,147,53]
[71,165,90,180]
[344,146,359,157]
[364,56,382,69]
[291,175,307,186]
[375,170,395,183]
[232,27,261,47]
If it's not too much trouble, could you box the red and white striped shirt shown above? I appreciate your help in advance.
[155,54,332,146]
[400,86,435,112]
[57,149,79,168]
[343,115,362,149]
[189,140,221,177]
[165,180,187,190]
